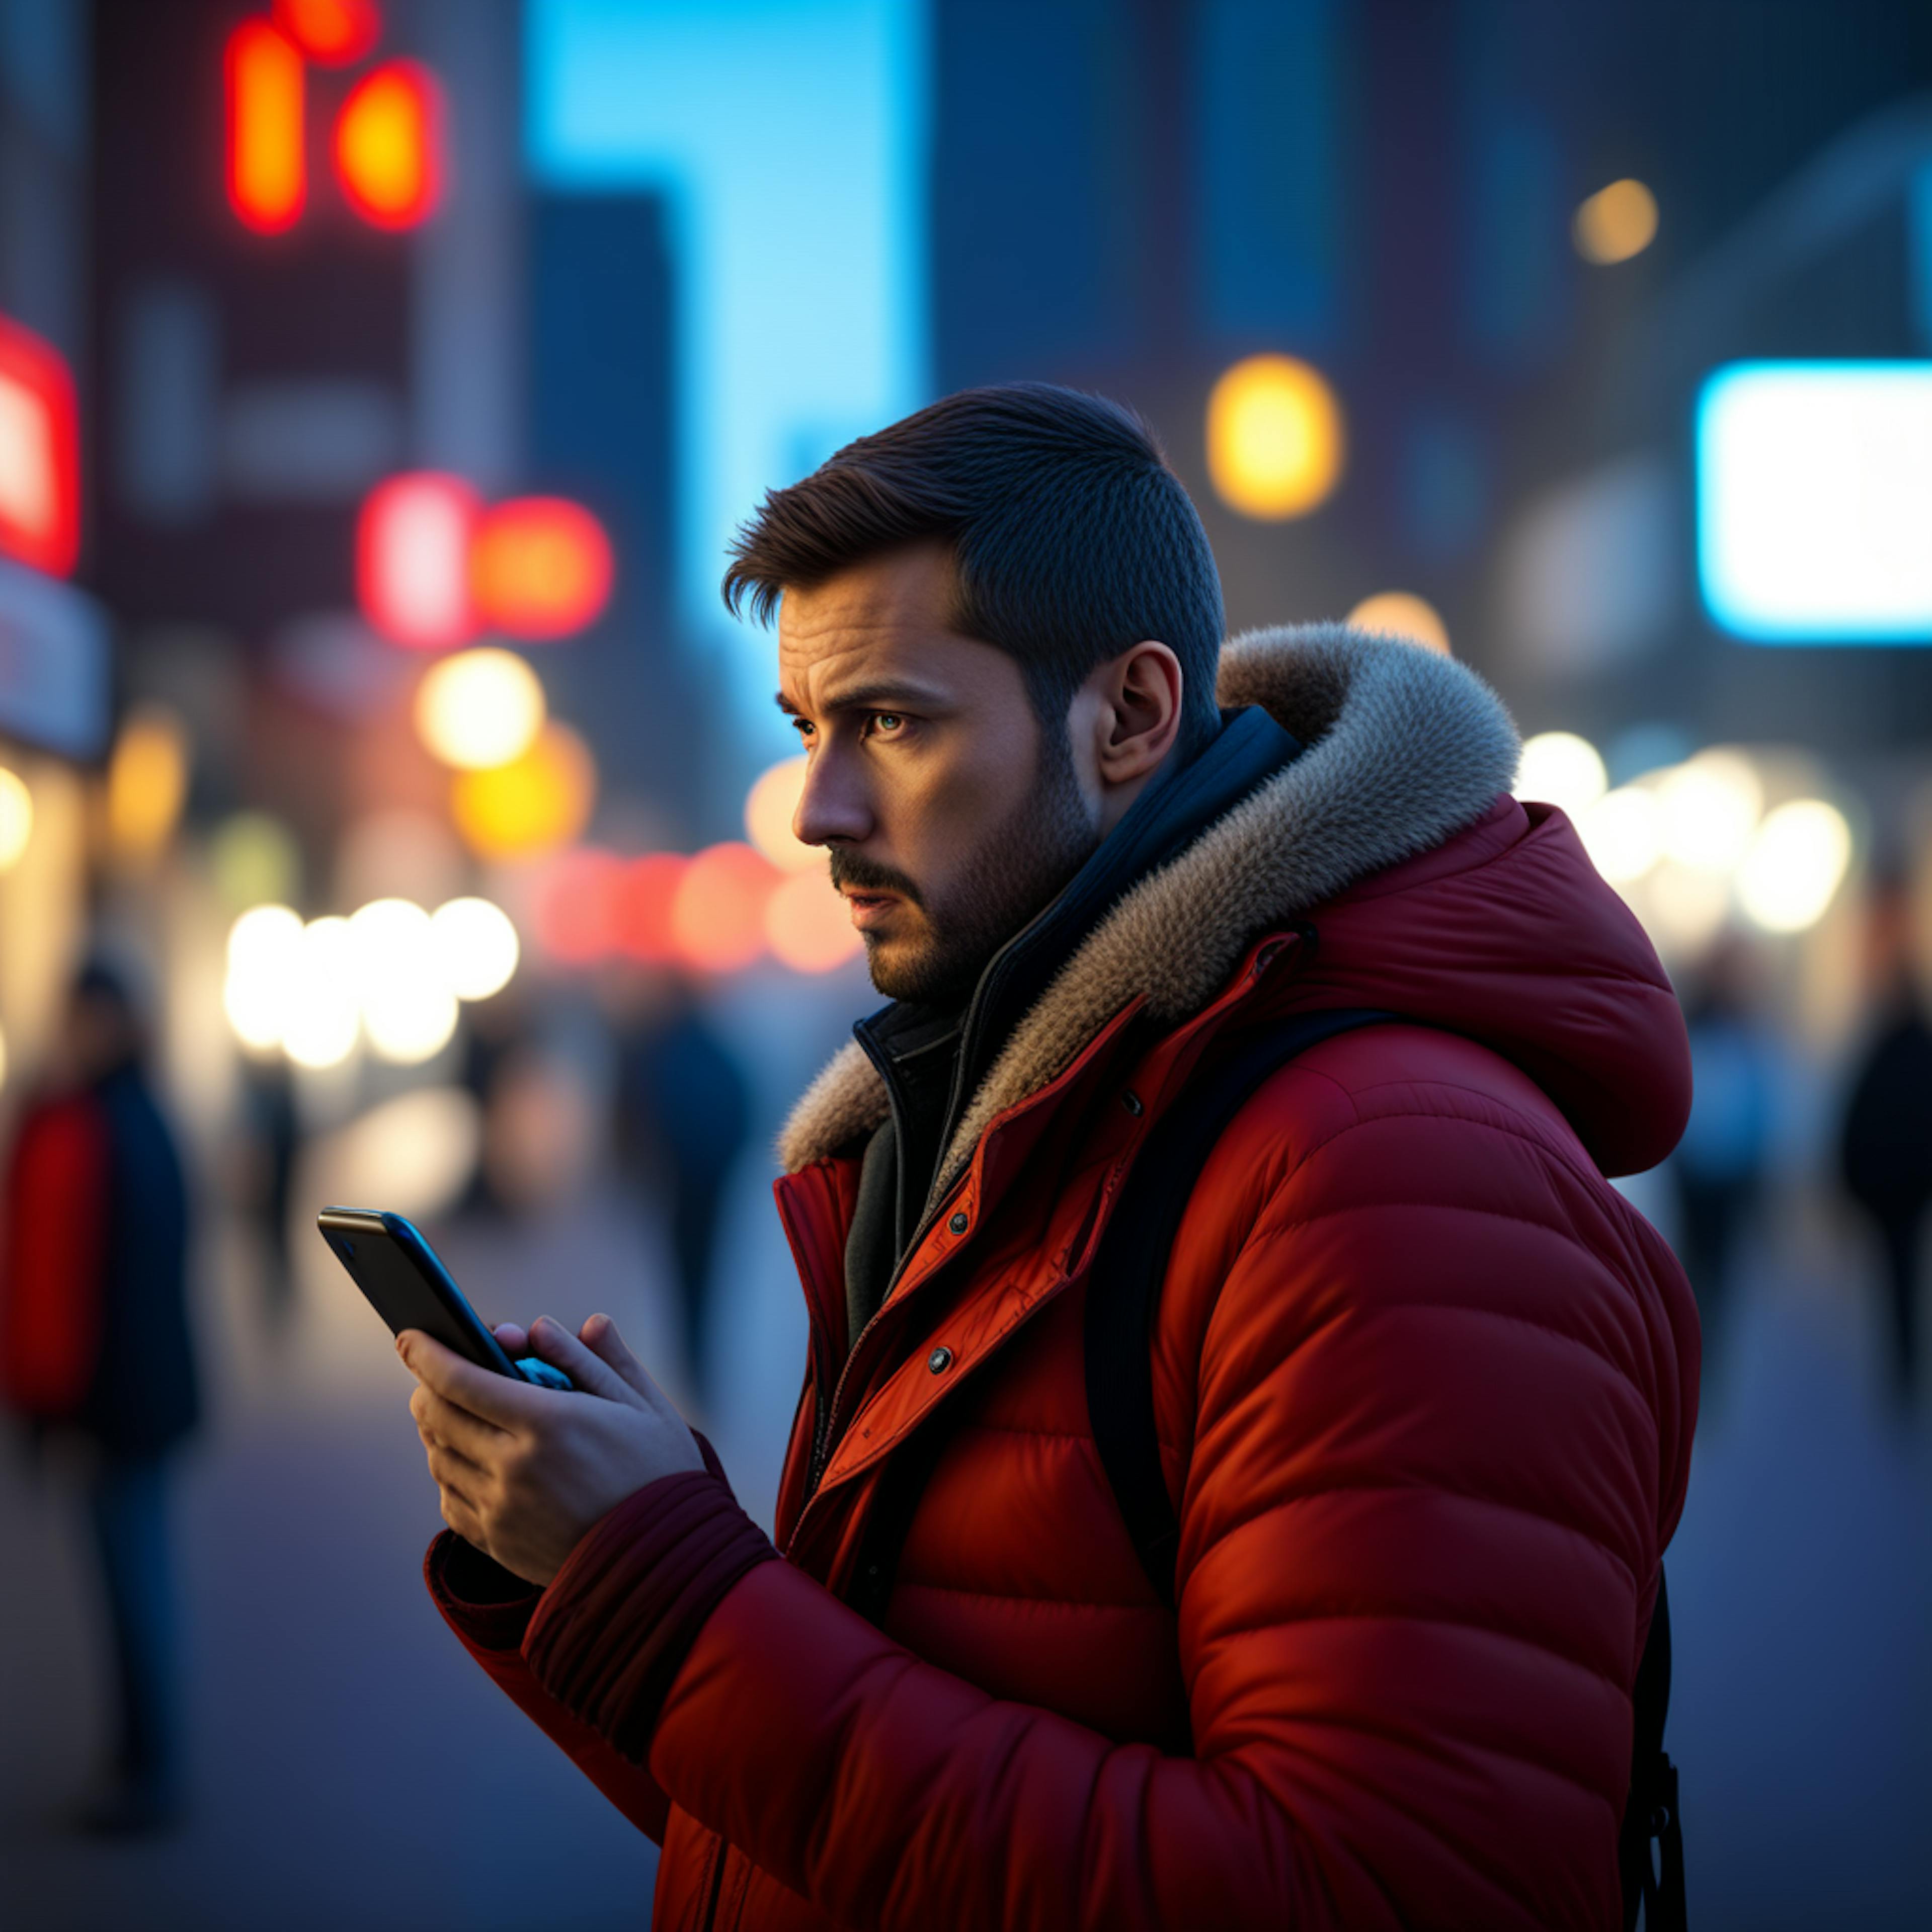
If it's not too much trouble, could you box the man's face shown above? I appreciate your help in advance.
[778,542,1100,1003]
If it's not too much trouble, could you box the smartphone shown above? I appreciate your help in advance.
[316,1206,574,1391]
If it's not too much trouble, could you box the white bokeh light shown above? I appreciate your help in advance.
[429,897,521,1001]
[1577,785,1663,884]
[1738,799,1853,933]
[1656,751,1763,871]
[283,917,361,1070]
[349,898,459,1064]
[1515,732,1608,820]
[223,904,306,1051]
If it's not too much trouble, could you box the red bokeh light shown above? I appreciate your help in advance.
[0,314,80,578]
[274,0,381,66]
[672,844,779,974]
[225,20,305,234]
[614,854,687,964]
[356,472,479,649]
[534,848,626,966]
[334,60,442,230]
[470,498,614,639]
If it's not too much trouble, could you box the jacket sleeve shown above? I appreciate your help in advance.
[516,1088,1692,1932]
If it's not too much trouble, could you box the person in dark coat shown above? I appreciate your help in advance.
[0,959,198,1832]
[610,968,751,1405]
[1839,928,1932,1411]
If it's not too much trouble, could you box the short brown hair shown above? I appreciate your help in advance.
[723,383,1225,748]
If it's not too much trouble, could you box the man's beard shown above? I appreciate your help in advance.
[831,735,1099,1006]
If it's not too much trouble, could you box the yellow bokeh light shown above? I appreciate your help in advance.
[765,869,863,973]
[0,765,32,870]
[1205,354,1345,520]
[1573,178,1658,265]
[106,705,190,862]
[744,755,820,872]
[415,647,546,771]
[451,721,595,861]
[1346,591,1451,656]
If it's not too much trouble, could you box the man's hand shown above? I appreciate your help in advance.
[401,1313,703,1586]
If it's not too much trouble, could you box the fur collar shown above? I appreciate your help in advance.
[777,622,1520,1187]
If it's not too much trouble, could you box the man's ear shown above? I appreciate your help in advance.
[1093,640,1185,788]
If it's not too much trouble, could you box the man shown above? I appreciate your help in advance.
[401,385,1699,1930]
[0,959,198,1833]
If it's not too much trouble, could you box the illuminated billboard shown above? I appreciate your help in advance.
[1698,361,1932,642]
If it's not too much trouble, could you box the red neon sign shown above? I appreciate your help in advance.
[470,498,615,639]
[334,61,442,230]
[356,473,479,649]
[0,315,80,578]
[225,21,306,234]
[274,0,381,66]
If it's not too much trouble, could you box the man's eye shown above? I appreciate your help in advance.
[790,716,816,741]
[867,712,904,736]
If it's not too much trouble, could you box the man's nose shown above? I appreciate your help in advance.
[793,750,873,847]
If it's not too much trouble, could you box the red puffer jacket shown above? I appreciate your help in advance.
[429,626,1700,1932]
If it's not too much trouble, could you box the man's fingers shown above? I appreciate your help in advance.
[426,1436,488,1497]
[578,1313,658,1401]
[526,1316,640,1406]
[493,1321,530,1357]
[415,1386,508,1466]
[398,1330,539,1427]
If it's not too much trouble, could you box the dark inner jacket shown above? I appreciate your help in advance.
[840,702,1301,1362]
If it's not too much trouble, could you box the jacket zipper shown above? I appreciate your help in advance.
[804,1180,955,1496]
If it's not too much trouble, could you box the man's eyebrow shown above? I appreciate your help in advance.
[774,682,952,716]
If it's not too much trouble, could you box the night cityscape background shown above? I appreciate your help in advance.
[2,2,1930,1927]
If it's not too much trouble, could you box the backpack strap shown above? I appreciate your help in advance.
[1082,1004,1684,1927]
[1620,1575,1687,1929]
[1082,1005,1397,1609]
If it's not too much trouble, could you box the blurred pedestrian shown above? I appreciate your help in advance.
[609,967,750,1404]
[1672,937,1778,1395]
[0,959,198,1833]
[1838,887,1932,1411]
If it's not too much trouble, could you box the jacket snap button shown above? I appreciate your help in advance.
[928,1346,953,1374]
[1121,1090,1143,1116]
[947,1211,969,1234]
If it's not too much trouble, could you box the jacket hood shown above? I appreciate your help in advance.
[781,622,1690,1183]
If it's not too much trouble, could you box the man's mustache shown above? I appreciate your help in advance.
[829,850,924,907]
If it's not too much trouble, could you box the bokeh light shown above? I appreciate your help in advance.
[1346,591,1451,655]
[429,897,521,1000]
[450,721,595,860]
[414,647,546,770]
[0,765,32,870]
[225,19,305,234]
[765,869,862,973]
[615,853,686,963]
[334,61,442,230]
[0,1020,8,1093]
[282,916,360,1070]
[1515,732,1609,820]
[1738,799,1853,933]
[744,755,819,871]
[106,706,190,862]
[210,811,302,910]
[1578,784,1664,883]
[273,0,381,65]
[1645,861,1730,955]
[1205,353,1345,520]
[534,847,625,964]
[672,843,777,973]
[357,472,478,649]
[347,898,458,1064]
[1573,178,1658,265]
[469,498,614,639]
[223,904,306,1052]
[1657,750,1763,871]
